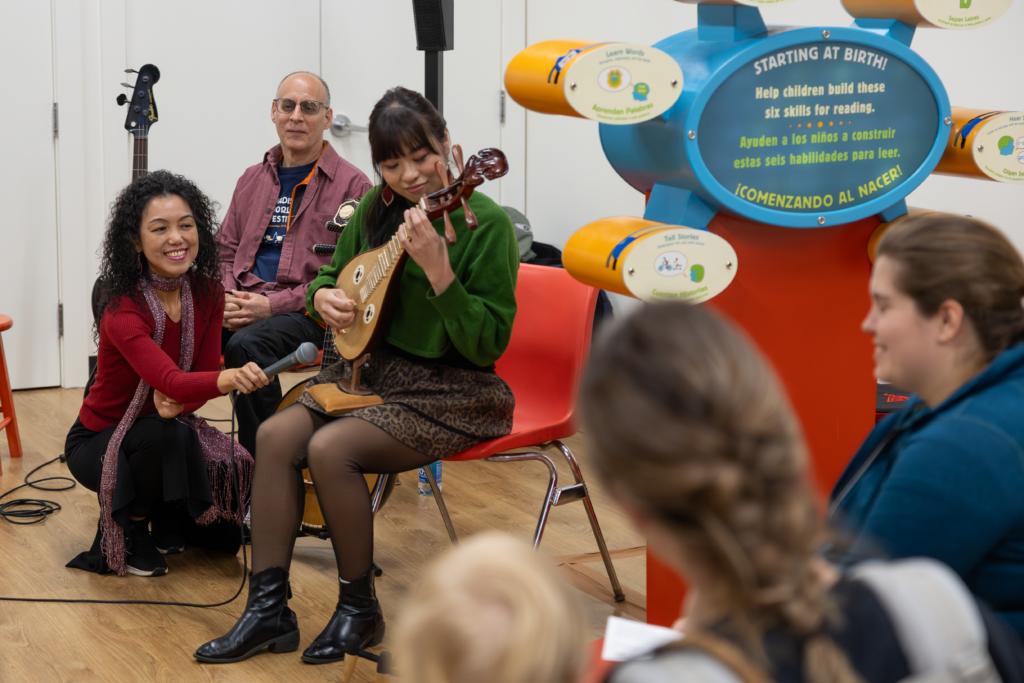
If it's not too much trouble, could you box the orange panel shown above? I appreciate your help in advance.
[646,214,878,624]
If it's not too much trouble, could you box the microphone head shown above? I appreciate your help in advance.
[298,342,319,364]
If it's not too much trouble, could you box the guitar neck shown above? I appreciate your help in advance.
[132,134,148,181]
[320,232,408,368]
[356,233,407,305]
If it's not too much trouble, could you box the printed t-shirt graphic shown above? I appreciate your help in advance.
[251,160,317,282]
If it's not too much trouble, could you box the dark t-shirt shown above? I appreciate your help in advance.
[251,160,315,283]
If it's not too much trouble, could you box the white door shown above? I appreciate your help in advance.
[0,1,62,389]
[321,0,506,204]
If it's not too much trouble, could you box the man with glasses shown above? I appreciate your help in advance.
[215,71,371,457]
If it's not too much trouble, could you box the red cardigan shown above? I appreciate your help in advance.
[80,279,224,432]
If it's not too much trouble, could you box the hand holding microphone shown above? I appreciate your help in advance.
[217,343,319,395]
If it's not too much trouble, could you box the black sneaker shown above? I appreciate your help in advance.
[150,506,187,555]
[127,520,169,577]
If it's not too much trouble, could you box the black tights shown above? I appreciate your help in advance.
[250,404,436,581]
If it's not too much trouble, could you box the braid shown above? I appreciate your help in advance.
[581,303,865,683]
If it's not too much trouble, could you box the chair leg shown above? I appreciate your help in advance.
[370,473,390,517]
[484,453,559,548]
[423,463,459,545]
[0,334,21,460]
[551,441,626,602]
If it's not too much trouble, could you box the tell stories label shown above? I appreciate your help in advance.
[698,40,940,216]
[971,112,1024,183]
[622,228,737,304]
[915,0,1012,29]
[563,43,683,125]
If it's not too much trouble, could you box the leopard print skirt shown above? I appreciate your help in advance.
[295,345,515,460]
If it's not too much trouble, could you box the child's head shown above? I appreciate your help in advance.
[396,533,586,683]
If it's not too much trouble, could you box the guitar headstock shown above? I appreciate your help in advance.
[117,64,160,138]
[421,147,509,239]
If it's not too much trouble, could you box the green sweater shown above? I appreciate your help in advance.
[306,186,519,367]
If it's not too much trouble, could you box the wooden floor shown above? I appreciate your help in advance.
[0,375,646,683]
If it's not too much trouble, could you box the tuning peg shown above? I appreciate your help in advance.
[120,82,134,89]
[124,68,137,73]
[116,94,128,106]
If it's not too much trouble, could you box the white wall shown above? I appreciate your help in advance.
[4,0,1022,388]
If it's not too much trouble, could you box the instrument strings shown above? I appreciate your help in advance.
[358,234,405,304]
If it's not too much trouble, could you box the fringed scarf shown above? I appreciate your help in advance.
[98,272,253,576]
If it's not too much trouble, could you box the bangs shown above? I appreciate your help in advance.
[371,104,442,166]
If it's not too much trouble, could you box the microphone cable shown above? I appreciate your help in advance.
[0,401,248,609]
[0,456,74,524]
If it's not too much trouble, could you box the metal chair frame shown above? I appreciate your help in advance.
[367,439,625,603]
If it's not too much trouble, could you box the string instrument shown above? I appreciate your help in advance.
[116,63,160,181]
[330,146,509,373]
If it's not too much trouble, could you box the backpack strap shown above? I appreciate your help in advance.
[850,559,1002,683]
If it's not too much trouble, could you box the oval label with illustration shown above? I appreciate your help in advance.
[564,43,683,125]
[971,112,1024,183]
[915,0,1012,29]
[622,228,737,304]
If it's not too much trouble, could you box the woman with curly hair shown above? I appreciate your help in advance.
[64,170,267,578]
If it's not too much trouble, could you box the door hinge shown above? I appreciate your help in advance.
[499,90,506,124]
[58,302,64,337]
[53,103,59,137]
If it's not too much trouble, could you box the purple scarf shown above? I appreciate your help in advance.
[98,272,253,575]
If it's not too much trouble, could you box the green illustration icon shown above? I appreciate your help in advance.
[690,264,705,283]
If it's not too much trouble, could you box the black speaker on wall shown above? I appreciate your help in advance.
[411,0,453,114]
[412,0,454,51]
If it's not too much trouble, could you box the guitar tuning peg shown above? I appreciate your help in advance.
[124,68,137,73]
[116,94,128,106]
[121,82,134,88]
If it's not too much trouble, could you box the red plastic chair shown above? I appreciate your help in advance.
[0,315,23,472]
[396,264,625,602]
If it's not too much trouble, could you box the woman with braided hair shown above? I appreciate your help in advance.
[580,301,1024,683]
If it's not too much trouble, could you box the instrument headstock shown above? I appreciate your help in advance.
[420,146,509,243]
[117,64,161,138]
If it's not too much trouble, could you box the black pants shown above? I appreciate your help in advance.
[221,312,325,457]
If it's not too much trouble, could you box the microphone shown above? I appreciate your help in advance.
[262,342,319,378]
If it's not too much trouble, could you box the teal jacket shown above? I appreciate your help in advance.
[829,343,1024,638]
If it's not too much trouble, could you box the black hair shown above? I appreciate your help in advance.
[363,87,447,247]
[95,170,221,337]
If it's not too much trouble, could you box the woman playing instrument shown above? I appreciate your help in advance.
[195,86,518,664]
[580,301,1024,683]
[64,170,268,577]
[827,214,1024,639]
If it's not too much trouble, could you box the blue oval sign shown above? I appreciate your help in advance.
[696,38,941,223]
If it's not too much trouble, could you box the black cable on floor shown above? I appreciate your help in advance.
[0,403,248,609]
[0,456,74,524]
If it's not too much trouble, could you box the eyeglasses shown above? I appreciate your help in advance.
[273,98,329,116]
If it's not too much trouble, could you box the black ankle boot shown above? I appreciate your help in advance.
[301,570,385,664]
[194,566,299,663]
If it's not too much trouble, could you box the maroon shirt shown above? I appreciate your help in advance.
[80,281,224,432]
[215,142,371,314]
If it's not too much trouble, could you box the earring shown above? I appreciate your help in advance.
[191,254,200,272]
[135,254,143,275]
[381,185,394,207]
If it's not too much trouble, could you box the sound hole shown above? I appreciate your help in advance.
[354,265,364,285]
[363,304,375,324]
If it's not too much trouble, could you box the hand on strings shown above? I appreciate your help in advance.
[217,362,270,395]
[314,287,357,333]
[399,206,455,296]
[224,290,272,331]
[153,389,184,419]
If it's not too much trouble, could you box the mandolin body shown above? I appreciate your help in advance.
[332,241,409,361]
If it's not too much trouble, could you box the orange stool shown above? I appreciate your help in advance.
[0,314,23,472]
